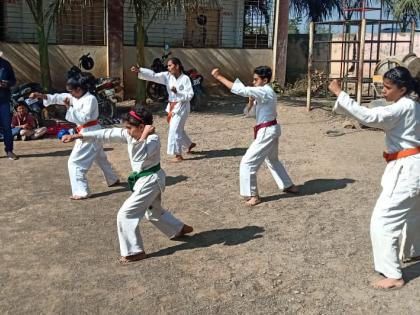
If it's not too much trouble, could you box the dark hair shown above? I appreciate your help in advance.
[167,57,184,72]
[383,66,420,96]
[254,66,272,82]
[15,102,28,110]
[66,72,95,93]
[123,107,153,126]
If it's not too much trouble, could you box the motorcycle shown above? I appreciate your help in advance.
[146,51,172,102]
[67,54,122,124]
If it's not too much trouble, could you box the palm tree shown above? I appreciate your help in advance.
[385,0,420,31]
[25,0,89,91]
[126,0,206,103]
[290,0,341,22]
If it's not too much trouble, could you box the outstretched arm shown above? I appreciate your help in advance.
[62,128,129,144]
[211,68,234,90]
[328,80,404,130]
[131,65,167,85]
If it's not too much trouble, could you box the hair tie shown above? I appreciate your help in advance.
[129,110,144,123]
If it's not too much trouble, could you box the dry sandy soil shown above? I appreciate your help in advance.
[1,96,419,315]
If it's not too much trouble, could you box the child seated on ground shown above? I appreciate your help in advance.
[11,103,47,141]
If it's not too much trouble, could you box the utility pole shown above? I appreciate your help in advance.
[272,0,289,87]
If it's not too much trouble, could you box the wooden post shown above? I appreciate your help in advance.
[272,0,289,87]
[356,18,366,105]
[107,0,124,80]
[409,20,415,54]
[306,22,314,111]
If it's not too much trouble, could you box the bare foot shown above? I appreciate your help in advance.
[246,196,261,206]
[108,179,120,187]
[119,252,147,264]
[170,155,184,163]
[187,143,196,153]
[372,277,405,290]
[171,224,194,240]
[70,195,90,200]
[284,185,299,194]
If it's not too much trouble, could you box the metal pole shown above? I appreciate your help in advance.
[306,21,314,111]
[357,18,366,105]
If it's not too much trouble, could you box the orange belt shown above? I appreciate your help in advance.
[253,119,277,139]
[167,102,178,124]
[76,120,99,133]
[383,146,420,163]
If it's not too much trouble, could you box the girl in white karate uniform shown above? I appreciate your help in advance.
[62,107,193,263]
[329,66,420,289]
[30,75,118,199]
[131,57,196,162]
[211,66,299,206]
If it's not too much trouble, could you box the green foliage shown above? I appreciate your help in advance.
[288,16,302,34]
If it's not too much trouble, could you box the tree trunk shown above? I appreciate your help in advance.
[36,23,51,92]
[135,22,147,104]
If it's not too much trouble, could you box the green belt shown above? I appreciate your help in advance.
[127,163,161,191]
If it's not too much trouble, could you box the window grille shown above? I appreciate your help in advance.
[243,0,275,48]
[0,0,106,45]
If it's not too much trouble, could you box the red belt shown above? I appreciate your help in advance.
[254,119,277,139]
[76,120,99,133]
[383,146,420,163]
[167,102,177,124]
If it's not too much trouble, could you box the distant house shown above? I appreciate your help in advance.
[0,0,287,95]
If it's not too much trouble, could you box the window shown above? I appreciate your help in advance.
[56,0,106,45]
[243,0,275,48]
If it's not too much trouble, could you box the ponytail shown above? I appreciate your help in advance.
[66,72,95,93]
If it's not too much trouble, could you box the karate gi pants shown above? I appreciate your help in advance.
[117,170,184,256]
[68,139,118,197]
[370,155,420,279]
[240,124,293,197]
[167,106,192,155]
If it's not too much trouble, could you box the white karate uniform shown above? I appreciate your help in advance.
[334,92,420,279]
[138,68,194,155]
[231,79,294,197]
[43,92,118,197]
[82,128,184,256]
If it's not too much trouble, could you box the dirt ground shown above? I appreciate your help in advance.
[1,96,419,315]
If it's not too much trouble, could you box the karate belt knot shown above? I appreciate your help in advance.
[253,119,277,139]
[127,163,161,191]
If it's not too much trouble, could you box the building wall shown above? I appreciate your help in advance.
[0,42,272,97]
[123,0,246,48]
[0,43,107,88]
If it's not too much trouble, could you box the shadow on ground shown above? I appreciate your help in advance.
[186,147,247,161]
[16,147,113,158]
[262,178,356,202]
[148,226,265,258]
[404,261,420,284]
